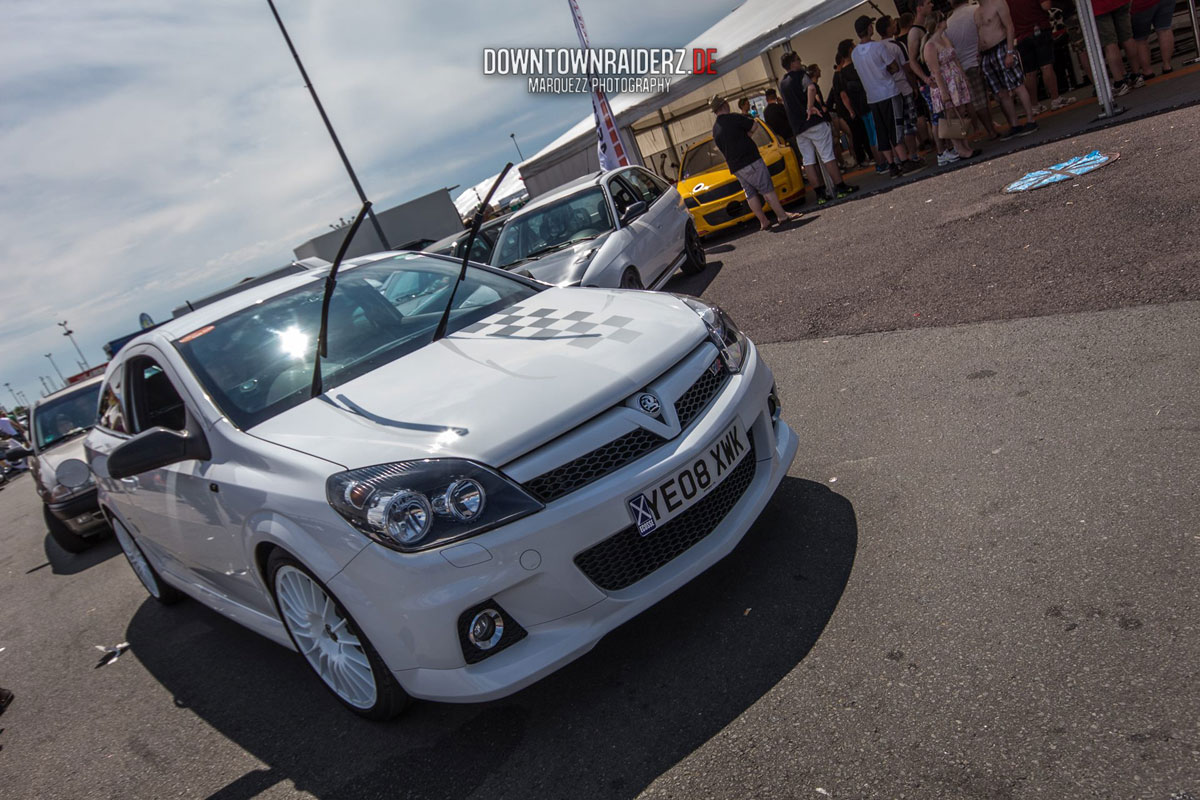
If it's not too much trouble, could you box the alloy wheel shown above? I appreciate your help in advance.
[274,565,378,709]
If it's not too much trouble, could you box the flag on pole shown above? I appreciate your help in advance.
[567,0,629,171]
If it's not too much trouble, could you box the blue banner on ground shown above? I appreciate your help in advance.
[1004,150,1119,193]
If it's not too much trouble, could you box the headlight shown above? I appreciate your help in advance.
[679,296,749,373]
[50,476,94,502]
[327,459,543,552]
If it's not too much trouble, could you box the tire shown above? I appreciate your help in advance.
[619,267,644,290]
[44,504,93,554]
[111,517,184,605]
[268,550,411,721]
[680,223,707,276]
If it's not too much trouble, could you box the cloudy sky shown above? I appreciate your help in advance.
[0,0,735,407]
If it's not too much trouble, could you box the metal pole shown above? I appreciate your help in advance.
[1185,0,1200,64]
[265,0,391,251]
[45,354,65,385]
[4,383,18,408]
[58,320,89,369]
[1075,0,1122,118]
[510,133,525,161]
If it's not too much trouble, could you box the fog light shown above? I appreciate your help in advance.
[767,387,782,421]
[468,609,504,650]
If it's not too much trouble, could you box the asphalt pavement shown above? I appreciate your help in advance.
[1,104,1197,799]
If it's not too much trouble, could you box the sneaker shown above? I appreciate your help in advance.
[817,193,829,205]
[901,159,926,175]
[1031,103,1048,114]
[889,163,903,179]
[999,125,1019,140]
[1016,121,1038,136]
[876,163,891,175]
[942,150,961,164]
[835,183,860,197]
[1113,80,1131,96]
[1050,95,1077,110]
[1130,73,1145,89]
[936,151,950,166]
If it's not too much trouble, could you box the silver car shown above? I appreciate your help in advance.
[12,377,110,552]
[490,166,707,289]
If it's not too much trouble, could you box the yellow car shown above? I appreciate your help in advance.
[676,119,804,237]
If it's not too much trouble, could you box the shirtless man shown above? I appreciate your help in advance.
[975,0,1038,136]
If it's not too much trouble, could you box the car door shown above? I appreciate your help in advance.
[606,173,664,286]
[623,167,687,283]
[121,345,269,613]
[86,366,155,550]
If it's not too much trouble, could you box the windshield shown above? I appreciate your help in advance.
[32,383,101,451]
[681,122,773,179]
[491,188,612,268]
[173,253,540,429]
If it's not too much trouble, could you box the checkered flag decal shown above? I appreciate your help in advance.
[457,306,642,349]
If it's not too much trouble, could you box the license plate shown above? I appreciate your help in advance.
[626,419,749,536]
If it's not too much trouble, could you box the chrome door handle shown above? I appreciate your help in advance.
[120,477,139,490]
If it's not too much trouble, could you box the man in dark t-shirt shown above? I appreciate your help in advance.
[762,88,802,165]
[779,52,858,204]
[710,96,800,231]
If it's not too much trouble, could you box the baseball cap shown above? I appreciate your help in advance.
[709,95,728,112]
[854,14,875,36]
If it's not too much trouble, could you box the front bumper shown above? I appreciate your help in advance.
[47,488,108,536]
[329,345,799,703]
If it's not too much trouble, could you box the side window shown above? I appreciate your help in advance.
[608,178,640,219]
[623,169,662,205]
[127,356,188,433]
[98,374,128,434]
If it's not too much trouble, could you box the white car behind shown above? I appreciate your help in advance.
[490,166,707,289]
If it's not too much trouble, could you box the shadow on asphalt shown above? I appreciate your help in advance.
[124,477,857,800]
[37,528,120,576]
[664,259,724,296]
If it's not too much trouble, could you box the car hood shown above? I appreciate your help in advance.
[679,167,735,196]
[31,434,90,491]
[250,287,706,470]
[505,233,612,287]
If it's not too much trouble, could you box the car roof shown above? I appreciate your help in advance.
[510,171,613,217]
[33,375,104,408]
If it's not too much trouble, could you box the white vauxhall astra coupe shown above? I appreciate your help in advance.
[86,251,798,719]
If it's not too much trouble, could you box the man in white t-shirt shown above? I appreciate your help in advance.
[850,15,920,179]
[877,17,924,169]
[946,0,1000,137]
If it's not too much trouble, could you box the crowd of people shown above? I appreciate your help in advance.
[709,0,1178,223]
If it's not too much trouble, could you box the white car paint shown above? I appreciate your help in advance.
[85,251,796,714]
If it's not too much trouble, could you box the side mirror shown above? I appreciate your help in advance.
[4,446,31,462]
[621,200,648,224]
[108,427,211,479]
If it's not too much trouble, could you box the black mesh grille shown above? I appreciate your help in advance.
[522,359,730,504]
[524,427,666,503]
[675,358,728,430]
[457,600,527,665]
[574,433,756,592]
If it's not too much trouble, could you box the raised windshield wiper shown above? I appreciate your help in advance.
[311,201,372,398]
[431,163,512,343]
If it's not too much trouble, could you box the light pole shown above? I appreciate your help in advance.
[45,354,65,386]
[265,0,391,251]
[4,383,18,409]
[58,320,89,370]
[38,376,51,396]
[509,133,524,161]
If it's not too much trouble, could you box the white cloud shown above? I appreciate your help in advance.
[0,0,734,402]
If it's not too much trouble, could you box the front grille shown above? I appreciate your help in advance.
[523,358,731,504]
[524,427,666,503]
[703,203,747,226]
[693,180,742,206]
[675,358,727,430]
[574,432,756,592]
[766,157,787,176]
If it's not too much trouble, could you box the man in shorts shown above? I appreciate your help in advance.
[947,0,1001,138]
[850,15,921,179]
[877,16,925,168]
[1010,0,1076,110]
[1131,0,1176,79]
[709,96,801,231]
[833,40,882,170]
[779,52,860,204]
[976,0,1039,136]
[1093,0,1139,94]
